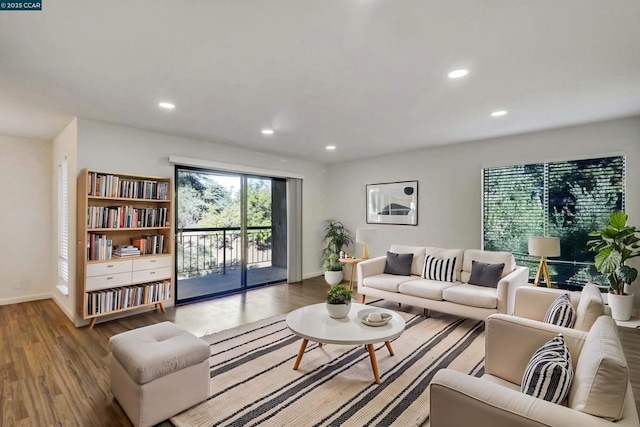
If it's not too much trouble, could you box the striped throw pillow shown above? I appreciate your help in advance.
[422,255,456,282]
[544,294,576,328]
[521,334,573,404]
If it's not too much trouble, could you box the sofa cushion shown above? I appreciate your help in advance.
[468,260,504,288]
[384,251,413,276]
[568,316,628,421]
[362,274,413,293]
[544,293,576,328]
[389,245,426,276]
[461,249,515,283]
[574,283,604,332]
[521,334,573,404]
[422,255,457,282]
[398,279,458,300]
[425,247,464,282]
[442,284,498,309]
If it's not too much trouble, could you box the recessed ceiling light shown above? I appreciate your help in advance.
[326,145,336,151]
[261,129,274,135]
[491,110,508,117]
[158,102,175,110]
[447,69,468,79]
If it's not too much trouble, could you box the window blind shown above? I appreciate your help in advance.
[58,160,69,284]
[483,155,625,287]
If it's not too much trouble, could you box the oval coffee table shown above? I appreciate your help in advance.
[286,302,406,384]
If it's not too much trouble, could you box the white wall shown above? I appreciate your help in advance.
[0,135,53,304]
[327,115,640,310]
[51,119,78,321]
[76,118,329,281]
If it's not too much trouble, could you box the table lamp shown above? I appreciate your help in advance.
[528,236,561,287]
[355,228,375,259]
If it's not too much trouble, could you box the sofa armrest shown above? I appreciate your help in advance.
[514,286,580,322]
[357,256,386,289]
[496,266,529,314]
[430,369,637,427]
[485,314,587,385]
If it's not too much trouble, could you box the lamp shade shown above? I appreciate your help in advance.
[528,237,561,257]
[355,228,375,243]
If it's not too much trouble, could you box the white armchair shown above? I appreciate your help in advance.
[514,282,604,331]
[430,314,638,426]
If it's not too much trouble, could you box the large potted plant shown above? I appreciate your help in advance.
[326,284,353,318]
[588,211,640,320]
[321,220,353,286]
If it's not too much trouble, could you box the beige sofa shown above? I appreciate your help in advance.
[357,245,530,320]
[514,282,605,331]
[430,314,638,426]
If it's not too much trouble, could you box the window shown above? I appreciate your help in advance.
[483,155,625,288]
[58,159,69,285]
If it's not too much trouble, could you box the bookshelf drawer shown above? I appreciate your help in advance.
[87,260,133,277]
[86,272,132,291]
[132,266,172,283]
[133,255,171,271]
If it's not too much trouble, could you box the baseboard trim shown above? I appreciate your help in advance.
[52,292,77,323]
[303,271,323,280]
[0,292,52,306]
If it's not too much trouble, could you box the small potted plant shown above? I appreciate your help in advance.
[326,284,353,318]
[588,211,640,320]
[321,220,354,286]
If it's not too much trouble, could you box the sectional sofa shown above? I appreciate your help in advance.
[357,245,530,320]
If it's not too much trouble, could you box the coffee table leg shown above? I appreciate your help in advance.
[366,344,381,384]
[384,341,394,356]
[293,339,308,370]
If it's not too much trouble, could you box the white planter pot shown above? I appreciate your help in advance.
[326,302,351,319]
[608,292,634,321]
[324,270,343,286]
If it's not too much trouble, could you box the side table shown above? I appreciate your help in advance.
[339,257,364,290]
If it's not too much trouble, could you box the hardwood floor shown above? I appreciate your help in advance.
[1,278,639,426]
[0,278,330,427]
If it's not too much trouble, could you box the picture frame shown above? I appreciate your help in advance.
[366,180,418,225]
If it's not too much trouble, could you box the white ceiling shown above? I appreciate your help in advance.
[1,0,639,163]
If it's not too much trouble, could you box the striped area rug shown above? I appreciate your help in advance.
[171,310,484,427]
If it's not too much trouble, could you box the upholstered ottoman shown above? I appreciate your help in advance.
[109,322,210,427]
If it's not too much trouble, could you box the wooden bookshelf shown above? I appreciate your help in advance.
[76,169,174,329]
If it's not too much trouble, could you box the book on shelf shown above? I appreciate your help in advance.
[87,206,168,229]
[86,280,171,316]
[140,234,165,255]
[88,172,169,200]
[87,233,113,261]
[113,244,141,257]
[130,237,146,254]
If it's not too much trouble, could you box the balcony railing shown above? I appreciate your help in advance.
[177,226,273,278]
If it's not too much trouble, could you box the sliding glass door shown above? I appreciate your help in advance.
[175,167,287,303]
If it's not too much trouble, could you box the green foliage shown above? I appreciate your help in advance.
[327,284,352,304]
[176,172,274,277]
[321,220,353,272]
[323,252,342,272]
[484,157,624,286]
[177,171,234,228]
[588,212,640,294]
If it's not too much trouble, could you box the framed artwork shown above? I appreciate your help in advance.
[366,180,418,225]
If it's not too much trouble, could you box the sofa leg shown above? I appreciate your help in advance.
[398,303,401,308]
[361,295,366,304]
[423,308,429,317]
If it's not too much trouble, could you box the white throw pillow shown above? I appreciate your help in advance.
[521,334,573,404]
